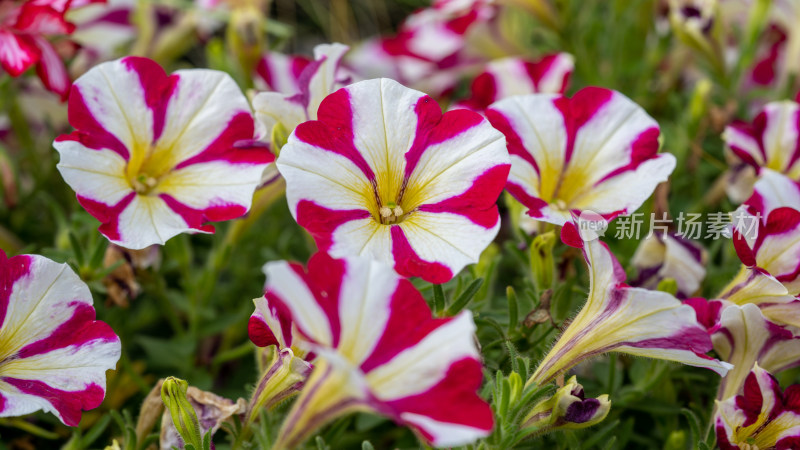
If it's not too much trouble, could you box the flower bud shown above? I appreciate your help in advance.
[161,377,203,449]
[521,376,610,436]
[246,348,313,426]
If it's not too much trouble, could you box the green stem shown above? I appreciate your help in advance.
[0,418,60,440]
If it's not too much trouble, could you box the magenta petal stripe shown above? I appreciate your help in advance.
[252,252,493,447]
[277,78,509,283]
[53,56,274,249]
[0,250,120,427]
[716,364,800,450]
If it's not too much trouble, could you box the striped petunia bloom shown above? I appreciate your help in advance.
[631,232,707,298]
[715,303,800,401]
[252,43,350,139]
[253,50,311,94]
[723,100,800,201]
[487,87,676,225]
[455,54,574,112]
[716,364,800,450]
[687,300,800,401]
[260,252,493,448]
[277,78,509,283]
[723,169,800,327]
[53,56,274,250]
[0,250,121,426]
[529,226,731,386]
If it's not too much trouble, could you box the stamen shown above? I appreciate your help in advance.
[392,206,404,217]
[132,174,158,194]
[380,207,393,218]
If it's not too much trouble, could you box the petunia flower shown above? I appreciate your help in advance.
[67,0,137,72]
[258,252,493,448]
[689,300,800,401]
[631,232,707,298]
[0,0,85,99]
[53,56,274,250]
[722,169,800,327]
[486,87,676,226]
[253,50,311,94]
[0,250,121,426]
[529,227,731,386]
[252,43,349,141]
[723,101,800,201]
[277,78,509,283]
[454,53,574,112]
[346,0,501,99]
[247,293,314,418]
[716,363,800,450]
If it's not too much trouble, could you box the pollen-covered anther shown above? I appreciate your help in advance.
[131,174,158,194]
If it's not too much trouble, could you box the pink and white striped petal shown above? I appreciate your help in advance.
[277,78,509,283]
[723,101,800,186]
[631,232,707,297]
[530,232,731,386]
[455,53,574,111]
[716,364,800,450]
[487,87,675,225]
[731,170,800,299]
[718,266,800,329]
[0,251,121,426]
[53,56,273,249]
[257,253,492,448]
[253,51,311,93]
[0,30,40,76]
[711,302,800,401]
[252,43,350,138]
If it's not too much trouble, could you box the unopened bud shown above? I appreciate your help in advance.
[161,377,203,449]
[521,376,611,437]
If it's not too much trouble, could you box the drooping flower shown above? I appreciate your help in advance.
[454,53,574,112]
[53,56,274,250]
[529,227,731,386]
[277,78,509,283]
[723,101,800,201]
[0,250,121,426]
[257,252,493,448]
[252,43,349,141]
[716,363,800,450]
[486,87,676,226]
[687,300,800,401]
[247,293,314,419]
[0,0,88,99]
[631,232,707,298]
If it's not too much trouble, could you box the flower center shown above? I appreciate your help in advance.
[126,143,174,196]
[131,174,159,195]
[379,201,405,225]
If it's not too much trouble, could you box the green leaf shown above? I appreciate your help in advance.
[433,283,445,316]
[445,278,483,315]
